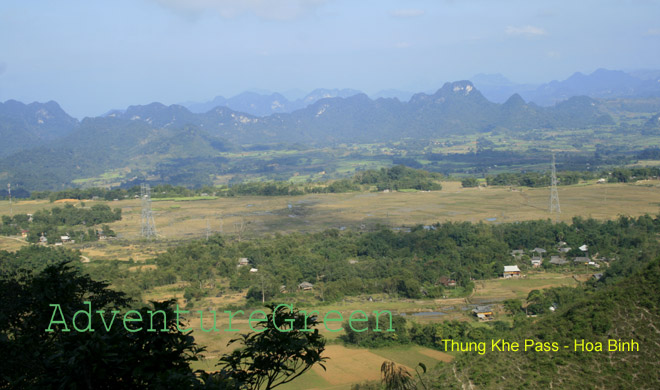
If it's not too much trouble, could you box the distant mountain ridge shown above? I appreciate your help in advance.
[473,68,660,106]
[185,88,363,117]
[121,80,613,145]
[0,100,78,157]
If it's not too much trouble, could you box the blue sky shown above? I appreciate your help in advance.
[1,0,659,118]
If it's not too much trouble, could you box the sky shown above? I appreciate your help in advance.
[1,0,659,118]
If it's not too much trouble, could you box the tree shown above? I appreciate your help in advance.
[461,177,479,188]
[216,303,327,389]
[0,261,203,389]
[503,299,523,316]
[381,361,415,390]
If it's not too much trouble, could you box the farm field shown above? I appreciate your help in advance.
[1,181,659,259]
[162,270,578,389]
[0,181,647,388]
[189,344,452,390]
[471,272,579,302]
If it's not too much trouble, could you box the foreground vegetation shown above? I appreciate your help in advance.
[2,214,660,388]
[431,257,660,389]
[2,179,660,388]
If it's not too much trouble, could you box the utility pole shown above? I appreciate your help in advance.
[206,218,210,241]
[261,274,265,304]
[141,183,157,239]
[549,154,561,218]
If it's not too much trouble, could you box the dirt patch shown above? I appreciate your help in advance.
[312,345,393,385]
[127,264,157,272]
[54,198,81,203]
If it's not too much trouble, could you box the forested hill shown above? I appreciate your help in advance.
[0,100,78,157]
[0,118,234,190]
[433,257,660,389]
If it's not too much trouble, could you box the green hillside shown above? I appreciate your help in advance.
[433,257,660,389]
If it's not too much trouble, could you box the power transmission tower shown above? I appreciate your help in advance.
[549,154,561,216]
[206,218,210,241]
[7,183,12,217]
[141,183,157,239]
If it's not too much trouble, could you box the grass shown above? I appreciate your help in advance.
[152,196,219,202]
[3,181,660,260]
[471,272,579,301]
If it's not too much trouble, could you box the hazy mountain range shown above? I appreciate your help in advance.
[182,88,363,117]
[1,70,659,191]
[473,68,660,105]
[179,69,660,117]
[0,100,78,157]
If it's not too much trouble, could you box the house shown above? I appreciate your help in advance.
[592,273,603,281]
[237,258,249,267]
[503,265,521,278]
[557,241,567,247]
[39,233,47,245]
[21,230,28,239]
[531,256,542,268]
[510,249,524,258]
[597,178,607,184]
[249,268,258,273]
[549,256,568,265]
[60,235,71,243]
[298,282,314,291]
[559,247,571,253]
[532,248,547,255]
[574,256,590,264]
[472,306,494,321]
[438,276,457,287]
[348,259,358,265]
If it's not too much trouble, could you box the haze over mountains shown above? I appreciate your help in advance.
[183,88,363,117]
[0,100,78,157]
[1,80,614,155]
[1,69,659,191]
[179,69,660,117]
[473,68,660,106]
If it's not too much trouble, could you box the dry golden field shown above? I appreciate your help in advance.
[2,181,659,258]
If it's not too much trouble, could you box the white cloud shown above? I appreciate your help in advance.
[149,0,328,21]
[390,9,425,18]
[505,25,547,37]
[644,28,660,36]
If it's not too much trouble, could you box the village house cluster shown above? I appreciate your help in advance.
[506,241,610,278]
